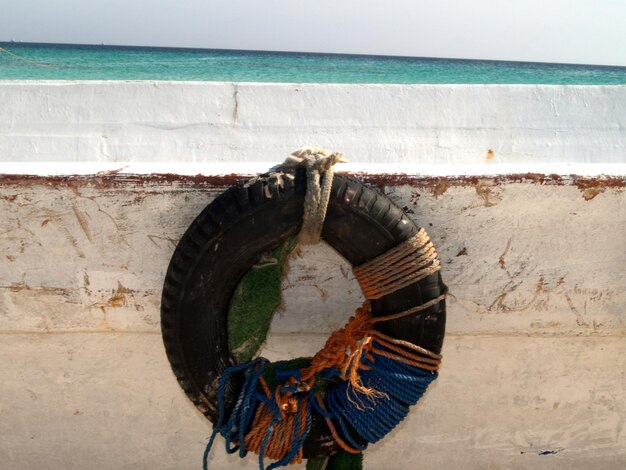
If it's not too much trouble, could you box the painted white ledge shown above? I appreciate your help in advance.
[2,81,624,164]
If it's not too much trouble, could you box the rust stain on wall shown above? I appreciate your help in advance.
[6,283,71,296]
[0,173,248,189]
[105,282,134,308]
[475,184,498,207]
[431,182,450,197]
[582,187,605,201]
[2,172,625,193]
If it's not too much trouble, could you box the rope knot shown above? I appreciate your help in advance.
[278,393,299,416]
[295,301,382,399]
[280,147,348,245]
[289,147,347,166]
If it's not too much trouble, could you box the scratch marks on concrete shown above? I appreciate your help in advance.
[564,292,589,328]
[487,278,538,313]
[520,448,564,455]
[499,238,512,273]
[147,234,178,250]
[60,224,86,259]
[455,247,468,257]
[3,283,72,297]
[0,175,624,336]
[72,205,93,243]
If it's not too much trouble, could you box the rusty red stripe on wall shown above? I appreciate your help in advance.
[0,172,625,197]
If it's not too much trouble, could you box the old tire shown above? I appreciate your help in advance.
[161,169,446,457]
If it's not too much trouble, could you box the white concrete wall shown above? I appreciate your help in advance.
[1,81,625,164]
[1,81,625,469]
[1,177,624,337]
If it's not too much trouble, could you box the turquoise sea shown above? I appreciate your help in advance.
[1,42,625,84]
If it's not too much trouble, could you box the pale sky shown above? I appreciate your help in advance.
[1,0,625,66]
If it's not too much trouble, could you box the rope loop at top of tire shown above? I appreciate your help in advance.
[278,147,348,245]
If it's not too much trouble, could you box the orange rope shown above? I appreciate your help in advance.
[353,228,441,299]
[241,298,445,461]
[241,228,445,463]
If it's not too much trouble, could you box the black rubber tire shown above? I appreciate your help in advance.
[161,169,446,458]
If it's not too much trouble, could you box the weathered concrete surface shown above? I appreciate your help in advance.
[0,175,624,469]
[1,81,625,164]
[1,175,624,336]
[1,81,625,468]
[1,333,624,469]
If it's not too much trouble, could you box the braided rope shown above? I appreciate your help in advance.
[203,151,446,469]
[353,228,441,299]
[279,147,347,245]
[204,297,445,468]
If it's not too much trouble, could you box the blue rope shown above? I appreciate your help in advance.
[323,341,437,446]
[203,358,269,469]
[203,339,438,469]
[203,357,316,470]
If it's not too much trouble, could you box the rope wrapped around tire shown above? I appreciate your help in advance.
[161,157,446,466]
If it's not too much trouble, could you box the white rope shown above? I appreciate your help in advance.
[280,147,347,245]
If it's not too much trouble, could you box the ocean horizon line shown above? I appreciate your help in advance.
[2,41,625,84]
[2,40,625,70]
